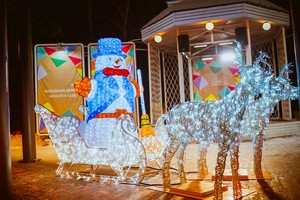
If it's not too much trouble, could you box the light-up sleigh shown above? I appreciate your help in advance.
[34,104,148,184]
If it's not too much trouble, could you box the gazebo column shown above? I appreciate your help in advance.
[188,56,194,101]
[0,0,12,198]
[277,27,292,119]
[290,0,300,113]
[245,20,252,65]
[177,33,186,103]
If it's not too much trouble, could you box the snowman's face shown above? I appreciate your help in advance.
[95,55,126,71]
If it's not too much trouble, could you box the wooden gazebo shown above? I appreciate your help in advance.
[141,0,292,124]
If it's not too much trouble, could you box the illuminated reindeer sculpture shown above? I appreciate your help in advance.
[194,61,299,183]
[240,62,299,178]
[160,44,297,199]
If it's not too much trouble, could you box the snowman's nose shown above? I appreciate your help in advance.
[115,58,121,64]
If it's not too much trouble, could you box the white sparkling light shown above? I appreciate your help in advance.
[262,22,271,30]
[154,35,162,43]
[220,50,236,63]
[34,38,149,184]
[159,42,299,200]
[205,22,214,31]
[34,104,147,183]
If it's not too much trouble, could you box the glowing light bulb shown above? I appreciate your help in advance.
[205,22,214,31]
[262,22,271,30]
[154,35,162,43]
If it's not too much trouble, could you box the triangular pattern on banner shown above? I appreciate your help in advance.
[76,68,83,77]
[199,77,208,89]
[75,64,83,78]
[37,65,47,80]
[90,46,97,59]
[128,48,134,57]
[69,55,81,65]
[62,110,74,117]
[204,59,213,65]
[218,86,231,99]
[234,74,241,83]
[64,46,77,54]
[75,64,82,70]
[205,94,217,101]
[192,73,200,80]
[194,78,201,89]
[209,60,223,73]
[193,58,206,71]
[91,70,96,78]
[228,85,236,91]
[194,76,208,90]
[44,102,54,112]
[39,117,46,131]
[51,57,67,67]
[194,92,202,101]
[43,47,57,55]
[122,45,131,53]
[228,66,239,75]
[37,47,47,61]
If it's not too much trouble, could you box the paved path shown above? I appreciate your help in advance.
[10,133,300,200]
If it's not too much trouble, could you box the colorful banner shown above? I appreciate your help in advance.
[192,56,240,101]
[35,44,85,134]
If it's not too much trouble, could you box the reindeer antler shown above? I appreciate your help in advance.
[254,51,272,74]
[234,42,243,67]
[278,63,293,79]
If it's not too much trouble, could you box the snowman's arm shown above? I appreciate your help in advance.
[74,77,91,98]
[130,79,140,98]
[86,79,97,100]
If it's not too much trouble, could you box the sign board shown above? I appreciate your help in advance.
[34,43,85,134]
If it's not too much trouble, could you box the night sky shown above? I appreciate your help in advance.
[28,0,168,45]
[8,0,291,45]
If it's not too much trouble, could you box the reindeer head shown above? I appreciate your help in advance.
[233,43,298,103]
[236,49,275,96]
[268,63,299,101]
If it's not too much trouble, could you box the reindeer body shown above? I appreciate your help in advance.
[164,63,299,199]
[162,81,253,198]
[160,47,298,199]
[240,68,299,178]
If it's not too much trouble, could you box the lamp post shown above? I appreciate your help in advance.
[0,0,12,198]
[290,0,300,112]
[19,0,38,163]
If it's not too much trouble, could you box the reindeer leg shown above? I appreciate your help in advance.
[214,139,230,200]
[253,131,264,179]
[162,138,180,188]
[230,137,242,199]
[197,141,209,178]
[177,142,188,184]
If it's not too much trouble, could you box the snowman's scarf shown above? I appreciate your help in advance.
[103,67,129,77]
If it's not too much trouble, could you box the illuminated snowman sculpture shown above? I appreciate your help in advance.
[75,38,139,148]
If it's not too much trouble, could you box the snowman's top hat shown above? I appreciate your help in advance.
[93,37,126,58]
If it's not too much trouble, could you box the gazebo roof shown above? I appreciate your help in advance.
[143,0,287,29]
[141,0,289,49]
